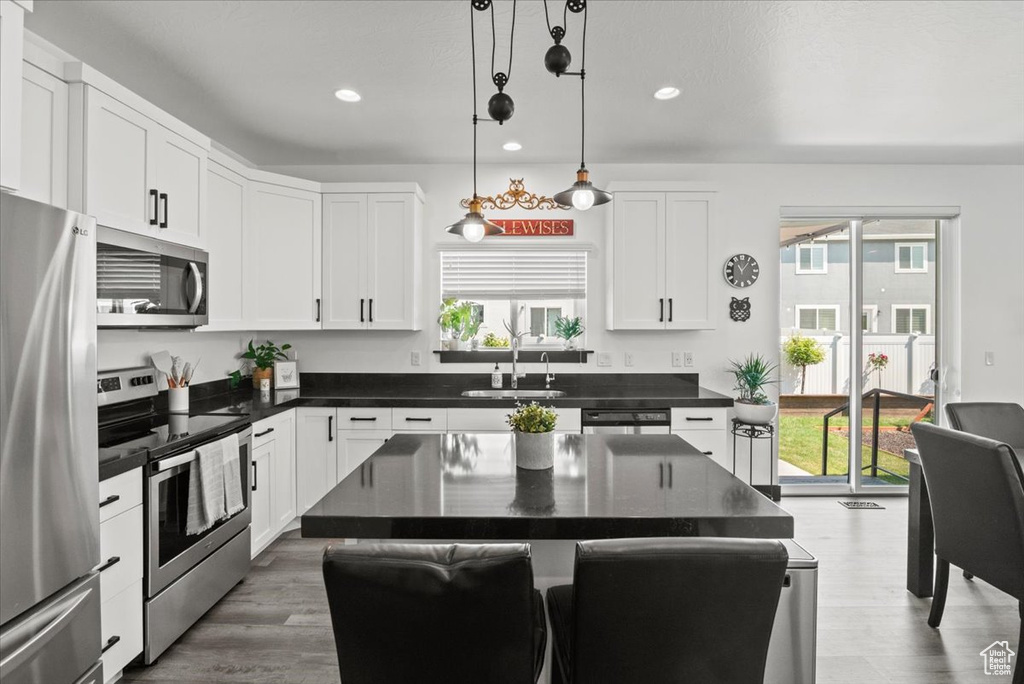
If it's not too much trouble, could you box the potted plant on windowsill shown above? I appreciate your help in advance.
[728,354,779,425]
[507,402,558,470]
[239,339,291,389]
[438,298,475,351]
[554,315,585,351]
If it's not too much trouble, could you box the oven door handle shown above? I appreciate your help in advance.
[152,452,196,472]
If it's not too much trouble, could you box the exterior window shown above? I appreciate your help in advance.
[895,243,928,273]
[862,306,878,333]
[441,250,587,346]
[893,305,930,334]
[796,244,827,274]
[796,305,839,331]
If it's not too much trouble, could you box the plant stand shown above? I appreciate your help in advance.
[731,418,774,488]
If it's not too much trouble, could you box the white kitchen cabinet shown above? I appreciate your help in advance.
[608,188,715,330]
[271,410,296,531]
[205,160,247,329]
[337,430,390,484]
[0,0,27,191]
[17,61,67,207]
[100,579,143,684]
[671,407,729,470]
[295,408,337,514]
[392,407,447,433]
[322,189,422,331]
[248,181,322,329]
[447,407,581,434]
[250,410,296,557]
[72,85,208,246]
[250,440,274,555]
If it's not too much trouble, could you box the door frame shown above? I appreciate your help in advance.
[778,206,961,496]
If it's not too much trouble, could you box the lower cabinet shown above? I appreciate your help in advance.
[97,468,144,683]
[250,409,296,558]
[671,408,729,470]
[447,407,582,434]
[296,408,337,515]
[337,430,390,484]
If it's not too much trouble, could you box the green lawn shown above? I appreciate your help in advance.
[778,414,912,484]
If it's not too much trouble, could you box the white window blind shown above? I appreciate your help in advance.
[441,250,587,300]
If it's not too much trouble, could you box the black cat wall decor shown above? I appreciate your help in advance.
[730,297,751,322]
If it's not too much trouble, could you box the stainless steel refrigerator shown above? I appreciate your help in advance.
[0,194,103,684]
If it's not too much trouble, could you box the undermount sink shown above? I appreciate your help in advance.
[461,389,567,399]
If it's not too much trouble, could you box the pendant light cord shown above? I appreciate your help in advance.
[471,1,478,199]
[490,0,517,88]
[580,2,587,169]
[543,0,569,41]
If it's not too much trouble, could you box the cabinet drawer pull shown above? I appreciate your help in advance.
[101,635,121,654]
[685,417,714,422]
[350,417,377,422]
[328,415,334,441]
[360,298,365,323]
[703,451,713,456]
[668,462,673,487]
[668,298,673,322]
[369,298,374,322]
[316,298,321,323]
[99,494,120,509]
[255,427,275,438]
[405,417,433,422]
[158,192,168,229]
[659,462,664,488]
[659,298,664,323]
[149,189,158,225]
[252,459,257,491]
[97,556,121,573]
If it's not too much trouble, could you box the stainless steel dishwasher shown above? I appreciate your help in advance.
[581,409,671,434]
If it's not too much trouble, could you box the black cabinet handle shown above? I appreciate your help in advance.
[255,427,275,438]
[99,494,120,509]
[149,189,158,225]
[360,298,365,323]
[669,298,673,322]
[159,192,168,229]
[252,459,257,491]
[101,635,121,654]
[659,298,664,323]
[316,298,321,323]
[369,462,374,487]
[703,451,713,456]
[659,462,664,488]
[405,417,432,422]
[350,417,377,422]
[97,556,121,573]
[328,415,334,442]
[369,299,374,322]
[686,417,714,422]
[668,462,673,488]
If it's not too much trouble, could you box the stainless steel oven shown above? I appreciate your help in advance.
[96,227,208,328]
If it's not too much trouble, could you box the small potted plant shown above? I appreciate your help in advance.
[240,339,291,389]
[507,402,558,470]
[437,298,474,350]
[554,315,585,350]
[727,354,779,425]
[483,331,510,348]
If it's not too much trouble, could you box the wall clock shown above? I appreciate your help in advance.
[724,253,760,288]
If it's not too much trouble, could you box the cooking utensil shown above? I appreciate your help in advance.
[184,357,200,386]
[180,363,191,387]
[171,356,183,385]
[152,351,173,384]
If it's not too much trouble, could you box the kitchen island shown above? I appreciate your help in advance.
[301,433,792,539]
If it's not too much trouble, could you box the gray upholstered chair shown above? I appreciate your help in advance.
[945,402,1024,446]
[546,537,789,684]
[911,422,1024,684]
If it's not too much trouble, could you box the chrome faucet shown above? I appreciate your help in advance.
[510,336,527,389]
[541,352,555,389]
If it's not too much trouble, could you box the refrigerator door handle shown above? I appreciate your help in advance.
[0,582,95,679]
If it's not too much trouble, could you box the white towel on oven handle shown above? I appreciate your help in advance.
[186,436,227,536]
[221,432,243,517]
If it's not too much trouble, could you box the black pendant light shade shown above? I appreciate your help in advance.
[446,197,504,243]
[553,168,612,211]
[487,90,515,123]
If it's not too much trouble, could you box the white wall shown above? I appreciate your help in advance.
[258,161,1023,404]
[98,329,255,389]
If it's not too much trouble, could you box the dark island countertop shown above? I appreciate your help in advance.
[301,433,793,540]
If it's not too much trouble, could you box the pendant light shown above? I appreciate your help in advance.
[447,0,519,242]
[546,0,611,211]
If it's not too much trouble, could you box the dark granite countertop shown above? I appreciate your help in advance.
[98,448,149,482]
[301,433,793,540]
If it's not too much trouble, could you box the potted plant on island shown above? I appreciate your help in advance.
[507,402,558,470]
[728,353,779,425]
[237,339,291,389]
[554,315,585,350]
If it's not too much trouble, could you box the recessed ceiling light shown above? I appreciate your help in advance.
[334,89,361,102]
[503,141,522,151]
[653,86,680,100]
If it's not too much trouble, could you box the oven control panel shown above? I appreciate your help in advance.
[97,366,159,406]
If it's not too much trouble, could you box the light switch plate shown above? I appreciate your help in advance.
[624,352,635,367]
[411,351,421,366]
[684,352,694,368]
[671,352,682,367]
[597,352,612,367]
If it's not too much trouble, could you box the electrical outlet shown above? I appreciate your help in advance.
[683,352,694,368]
[625,352,634,367]
[597,352,613,367]
[411,351,421,366]
[671,352,682,368]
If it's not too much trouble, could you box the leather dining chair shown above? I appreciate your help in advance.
[323,542,547,684]
[945,402,1024,446]
[546,537,789,684]
[911,422,1024,684]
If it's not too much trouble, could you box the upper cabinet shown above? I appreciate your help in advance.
[205,158,247,330]
[17,62,67,207]
[0,0,28,191]
[68,80,209,248]
[247,180,322,330]
[607,186,715,330]
[322,186,423,331]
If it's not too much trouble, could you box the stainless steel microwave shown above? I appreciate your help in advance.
[96,227,208,328]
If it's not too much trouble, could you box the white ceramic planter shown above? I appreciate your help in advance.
[734,401,778,425]
[514,431,555,470]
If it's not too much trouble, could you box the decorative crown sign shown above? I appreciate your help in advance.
[460,178,570,211]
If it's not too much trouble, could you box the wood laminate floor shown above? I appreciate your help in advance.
[121,497,1020,683]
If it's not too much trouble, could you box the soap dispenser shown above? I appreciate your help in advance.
[491,363,502,389]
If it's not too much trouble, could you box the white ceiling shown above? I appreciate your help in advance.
[26,0,1024,166]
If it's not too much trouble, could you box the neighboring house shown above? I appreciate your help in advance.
[779,220,936,335]
[979,641,1016,677]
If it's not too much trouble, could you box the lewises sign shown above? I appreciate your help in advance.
[492,219,574,237]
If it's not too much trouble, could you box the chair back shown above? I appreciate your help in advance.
[323,542,542,684]
[945,402,1024,445]
[911,422,1024,600]
[568,537,788,684]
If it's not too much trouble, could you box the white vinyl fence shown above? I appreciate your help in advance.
[779,334,935,396]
